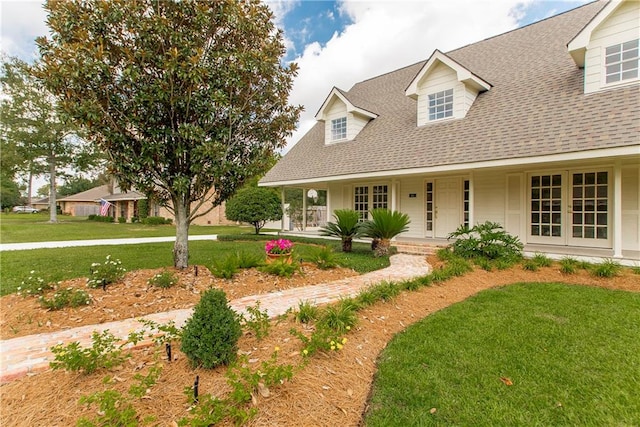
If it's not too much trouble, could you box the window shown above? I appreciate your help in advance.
[331,117,347,140]
[530,174,562,237]
[372,185,388,210]
[428,88,453,121]
[354,186,369,221]
[463,180,470,229]
[571,172,608,240]
[425,182,433,233]
[605,39,639,84]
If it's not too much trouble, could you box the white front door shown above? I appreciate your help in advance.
[435,178,462,238]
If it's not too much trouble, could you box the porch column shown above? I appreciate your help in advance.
[391,179,397,212]
[469,172,475,227]
[280,187,286,232]
[326,187,331,226]
[302,188,307,231]
[613,162,623,258]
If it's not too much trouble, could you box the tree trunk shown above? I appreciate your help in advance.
[48,157,57,223]
[374,239,391,257]
[173,198,190,269]
[342,237,353,253]
[27,169,33,207]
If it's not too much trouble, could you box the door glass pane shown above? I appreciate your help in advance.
[571,172,608,241]
[530,174,562,238]
[425,182,433,233]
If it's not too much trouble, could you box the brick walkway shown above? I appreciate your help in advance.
[0,254,429,383]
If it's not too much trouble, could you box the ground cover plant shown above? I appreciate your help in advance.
[0,213,249,243]
[365,282,640,426]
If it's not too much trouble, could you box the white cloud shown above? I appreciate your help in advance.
[283,0,535,150]
[0,0,48,60]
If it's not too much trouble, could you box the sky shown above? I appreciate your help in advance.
[1,0,590,156]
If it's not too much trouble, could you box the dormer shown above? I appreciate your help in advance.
[405,50,491,127]
[315,87,377,144]
[568,0,639,94]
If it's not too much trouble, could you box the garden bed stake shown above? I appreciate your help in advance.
[194,375,199,403]
[194,265,198,277]
[166,342,172,362]
[102,279,107,291]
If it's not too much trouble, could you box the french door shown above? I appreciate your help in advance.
[528,170,611,248]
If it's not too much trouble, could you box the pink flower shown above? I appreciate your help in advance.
[265,239,293,254]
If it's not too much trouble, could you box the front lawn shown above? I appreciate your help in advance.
[0,240,386,295]
[365,282,640,426]
[0,213,251,243]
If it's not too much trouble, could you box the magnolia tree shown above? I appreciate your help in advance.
[37,0,302,267]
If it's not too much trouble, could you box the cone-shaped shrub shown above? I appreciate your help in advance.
[181,289,242,369]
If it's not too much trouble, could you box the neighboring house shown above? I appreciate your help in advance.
[59,183,231,226]
[32,196,60,211]
[260,1,640,263]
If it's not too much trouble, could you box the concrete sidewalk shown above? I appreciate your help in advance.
[0,235,219,251]
[0,253,430,383]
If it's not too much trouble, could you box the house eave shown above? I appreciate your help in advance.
[259,145,639,187]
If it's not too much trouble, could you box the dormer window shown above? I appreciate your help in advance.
[331,117,347,141]
[428,89,454,121]
[605,39,639,84]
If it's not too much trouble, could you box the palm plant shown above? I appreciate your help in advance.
[361,209,410,257]
[320,209,363,252]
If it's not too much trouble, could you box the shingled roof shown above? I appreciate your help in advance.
[261,1,639,185]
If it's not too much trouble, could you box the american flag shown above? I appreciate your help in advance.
[99,198,112,216]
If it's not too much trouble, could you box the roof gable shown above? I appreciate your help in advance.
[315,87,378,121]
[405,49,491,99]
[568,0,629,67]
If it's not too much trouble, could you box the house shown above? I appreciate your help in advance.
[31,196,60,211]
[260,1,640,263]
[58,183,231,226]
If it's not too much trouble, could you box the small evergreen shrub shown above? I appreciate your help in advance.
[88,215,114,223]
[117,216,127,223]
[590,259,621,278]
[147,270,178,288]
[141,216,172,225]
[181,289,242,369]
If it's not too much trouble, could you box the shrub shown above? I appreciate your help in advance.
[259,258,299,278]
[235,250,263,269]
[181,289,242,369]
[39,288,92,310]
[141,216,171,225]
[320,209,363,253]
[117,216,127,223]
[88,215,114,222]
[429,268,452,283]
[147,270,178,288]
[361,209,411,257]
[632,266,640,275]
[319,298,358,333]
[367,280,401,302]
[590,259,621,278]
[474,257,493,271]
[212,253,241,279]
[50,330,128,374]
[308,245,339,269]
[448,221,523,261]
[225,186,283,234]
[17,271,53,297]
[87,255,126,288]
[241,302,271,340]
[559,257,579,274]
[522,259,539,271]
[295,300,319,324]
[444,257,474,276]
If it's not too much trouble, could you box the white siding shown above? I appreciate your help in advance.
[327,183,345,212]
[584,1,640,94]
[398,177,425,237]
[347,112,370,140]
[621,164,640,251]
[323,99,347,144]
[473,171,506,226]
[416,62,480,126]
[505,173,525,241]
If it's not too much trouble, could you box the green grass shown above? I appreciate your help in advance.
[0,240,388,295]
[0,213,251,243]
[365,283,640,426]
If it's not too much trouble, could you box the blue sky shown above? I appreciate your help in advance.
[1,0,591,150]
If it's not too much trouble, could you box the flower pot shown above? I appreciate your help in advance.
[266,253,293,264]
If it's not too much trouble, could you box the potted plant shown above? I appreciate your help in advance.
[265,239,293,263]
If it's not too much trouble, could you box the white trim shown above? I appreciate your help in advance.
[568,0,626,67]
[259,146,640,187]
[614,161,623,257]
[406,50,491,98]
[315,87,378,121]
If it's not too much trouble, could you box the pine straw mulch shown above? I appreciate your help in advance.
[1,260,639,426]
[0,264,358,340]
